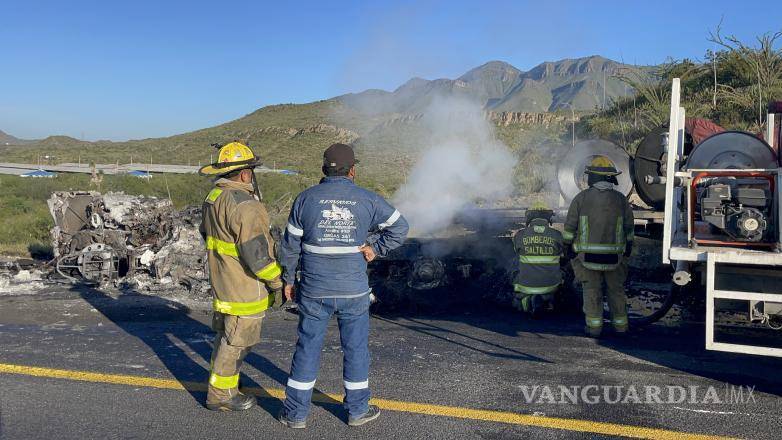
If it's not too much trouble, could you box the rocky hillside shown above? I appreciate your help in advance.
[338,55,649,114]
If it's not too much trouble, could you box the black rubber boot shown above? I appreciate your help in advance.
[348,405,381,427]
[584,326,603,339]
[206,392,256,411]
[612,326,629,338]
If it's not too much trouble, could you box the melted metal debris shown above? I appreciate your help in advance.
[47,191,209,296]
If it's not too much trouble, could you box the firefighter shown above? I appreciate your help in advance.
[277,143,409,428]
[198,142,284,411]
[512,202,563,316]
[563,157,634,338]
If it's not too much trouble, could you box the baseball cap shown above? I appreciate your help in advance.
[323,143,359,169]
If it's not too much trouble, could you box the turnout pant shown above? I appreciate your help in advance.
[283,294,371,421]
[572,258,629,332]
[207,311,264,404]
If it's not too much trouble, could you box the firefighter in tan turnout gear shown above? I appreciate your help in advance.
[563,157,634,338]
[198,142,284,411]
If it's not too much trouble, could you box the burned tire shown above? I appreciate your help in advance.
[624,283,678,327]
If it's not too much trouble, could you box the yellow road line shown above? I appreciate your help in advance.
[0,362,733,440]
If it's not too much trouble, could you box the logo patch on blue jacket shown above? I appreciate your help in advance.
[318,201,357,244]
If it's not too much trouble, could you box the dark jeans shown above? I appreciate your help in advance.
[283,294,371,420]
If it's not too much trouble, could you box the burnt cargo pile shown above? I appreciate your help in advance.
[48,191,209,296]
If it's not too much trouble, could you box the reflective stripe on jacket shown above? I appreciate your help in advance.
[200,179,283,315]
[563,182,634,271]
[279,176,409,298]
[512,218,563,295]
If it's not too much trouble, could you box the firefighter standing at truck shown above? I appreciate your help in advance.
[512,203,564,316]
[563,157,634,338]
[198,142,284,411]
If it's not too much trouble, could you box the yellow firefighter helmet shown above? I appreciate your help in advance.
[585,156,621,176]
[530,200,549,210]
[526,200,554,225]
[199,142,261,176]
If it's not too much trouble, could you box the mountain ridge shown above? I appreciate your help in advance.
[3,55,646,145]
[338,55,649,114]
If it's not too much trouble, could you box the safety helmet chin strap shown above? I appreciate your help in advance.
[250,170,262,201]
[587,173,618,187]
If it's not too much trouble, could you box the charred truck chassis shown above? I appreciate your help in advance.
[48,191,208,294]
[369,208,674,327]
[370,227,521,312]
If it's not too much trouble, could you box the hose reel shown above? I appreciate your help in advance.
[556,140,633,203]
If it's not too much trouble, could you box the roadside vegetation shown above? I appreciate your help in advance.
[583,29,782,152]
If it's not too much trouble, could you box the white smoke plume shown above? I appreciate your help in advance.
[393,96,517,235]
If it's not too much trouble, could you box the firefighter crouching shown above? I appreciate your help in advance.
[512,204,563,316]
[198,142,284,411]
[563,157,634,338]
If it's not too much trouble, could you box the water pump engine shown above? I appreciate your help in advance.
[699,178,771,242]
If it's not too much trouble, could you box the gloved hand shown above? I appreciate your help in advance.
[624,241,633,258]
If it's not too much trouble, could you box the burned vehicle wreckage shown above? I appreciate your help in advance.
[45,189,672,325]
[48,191,209,295]
[45,191,541,311]
[45,190,528,302]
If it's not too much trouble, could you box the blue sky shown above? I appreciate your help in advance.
[1,0,780,141]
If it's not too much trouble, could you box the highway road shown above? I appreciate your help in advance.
[0,286,780,439]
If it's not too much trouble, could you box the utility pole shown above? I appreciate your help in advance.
[563,103,576,149]
[633,57,639,128]
[571,110,576,148]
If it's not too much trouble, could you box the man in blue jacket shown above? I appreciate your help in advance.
[278,143,409,428]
